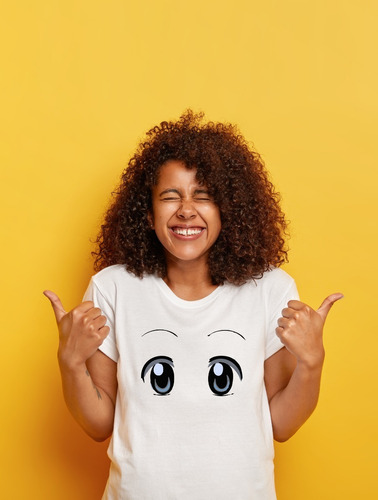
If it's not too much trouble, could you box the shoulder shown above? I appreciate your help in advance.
[258,267,295,289]
[257,267,299,306]
[241,267,297,303]
[92,264,128,282]
[91,265,151,292]
[225,267,295,294]
[224,268,297,304]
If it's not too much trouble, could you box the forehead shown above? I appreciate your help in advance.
[155,160,200,187]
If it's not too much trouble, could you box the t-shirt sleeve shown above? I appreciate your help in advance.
[83,278,119,363]
[265,276,300,360]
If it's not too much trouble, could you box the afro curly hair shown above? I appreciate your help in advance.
[93,109,289,285]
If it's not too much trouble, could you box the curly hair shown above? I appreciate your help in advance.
[93,109,288,285]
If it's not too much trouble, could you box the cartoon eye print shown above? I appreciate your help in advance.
[141,356,175,396]
[208,356,243,396]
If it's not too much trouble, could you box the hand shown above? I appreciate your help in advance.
[276,293,344,369]
[44,290,110,369]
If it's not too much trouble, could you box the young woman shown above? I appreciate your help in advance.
[45,110,342,499]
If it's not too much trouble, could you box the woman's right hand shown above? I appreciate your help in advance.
[43,290,110,369]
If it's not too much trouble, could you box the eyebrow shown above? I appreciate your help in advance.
[141,328,178,337]
[207,329,246,340]
[159,188,180,196]
[158,188,210,197]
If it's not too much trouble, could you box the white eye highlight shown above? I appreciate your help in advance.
[213,362,223,376]
[154,363,164,376]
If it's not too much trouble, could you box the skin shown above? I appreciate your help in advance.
[149,160,222,300]
[44,160,343,442]
[264,294,343,441]
[43,291,117,441]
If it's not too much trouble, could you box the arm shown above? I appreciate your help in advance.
[264,293,343,442]
[44,290,117,442]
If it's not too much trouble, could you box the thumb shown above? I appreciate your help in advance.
[43,290,67,323]
[316,293,344,322]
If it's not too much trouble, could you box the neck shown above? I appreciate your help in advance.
[164,258,217,301]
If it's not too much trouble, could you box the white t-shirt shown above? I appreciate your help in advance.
[83,265,299,500]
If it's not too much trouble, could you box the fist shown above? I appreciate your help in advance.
[44,290,110,368]
[276,293,343,368]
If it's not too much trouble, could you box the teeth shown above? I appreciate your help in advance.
[173,228,202,236]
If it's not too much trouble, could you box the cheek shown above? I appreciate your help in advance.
[205,208,222,233]
[150,204,168,228]
[153,211,173,229]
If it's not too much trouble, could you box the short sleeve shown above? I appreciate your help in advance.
[265,277,300,360]
[83,278,119,362]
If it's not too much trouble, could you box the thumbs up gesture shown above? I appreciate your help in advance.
[44,290,110,369]
[276,293,344,368]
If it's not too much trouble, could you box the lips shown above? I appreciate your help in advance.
[169,226,205,239]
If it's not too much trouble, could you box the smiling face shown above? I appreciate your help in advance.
[150,160,222,268]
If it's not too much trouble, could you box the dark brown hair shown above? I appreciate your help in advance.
[93,110,288,285]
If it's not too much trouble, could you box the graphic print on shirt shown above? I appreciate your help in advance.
[140,328,245,397]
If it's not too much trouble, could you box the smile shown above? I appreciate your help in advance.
[170,227,205,237]
[172,227,203,236]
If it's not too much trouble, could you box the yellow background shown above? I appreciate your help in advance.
[1,1,377,498]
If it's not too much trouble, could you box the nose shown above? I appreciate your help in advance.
[177,199,196,219]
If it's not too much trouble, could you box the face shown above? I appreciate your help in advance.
[150,160,221,267]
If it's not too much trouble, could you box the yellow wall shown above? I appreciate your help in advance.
[1,1,377,498]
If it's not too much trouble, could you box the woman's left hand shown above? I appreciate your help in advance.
[276,293,344,369]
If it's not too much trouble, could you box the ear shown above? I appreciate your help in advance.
[147,211,154,230]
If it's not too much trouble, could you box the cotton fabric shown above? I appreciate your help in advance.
[84,265,299,500]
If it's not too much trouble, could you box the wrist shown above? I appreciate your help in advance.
[296,352,325,374]
[294,340,325,370]
[58,349,86,373]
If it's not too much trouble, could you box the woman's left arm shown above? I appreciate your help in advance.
[264,293,343,442]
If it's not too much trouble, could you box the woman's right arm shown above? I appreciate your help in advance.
[44,291,117,442]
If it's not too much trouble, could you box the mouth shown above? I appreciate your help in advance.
[171,227,204,236]
[169,226,205,239]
